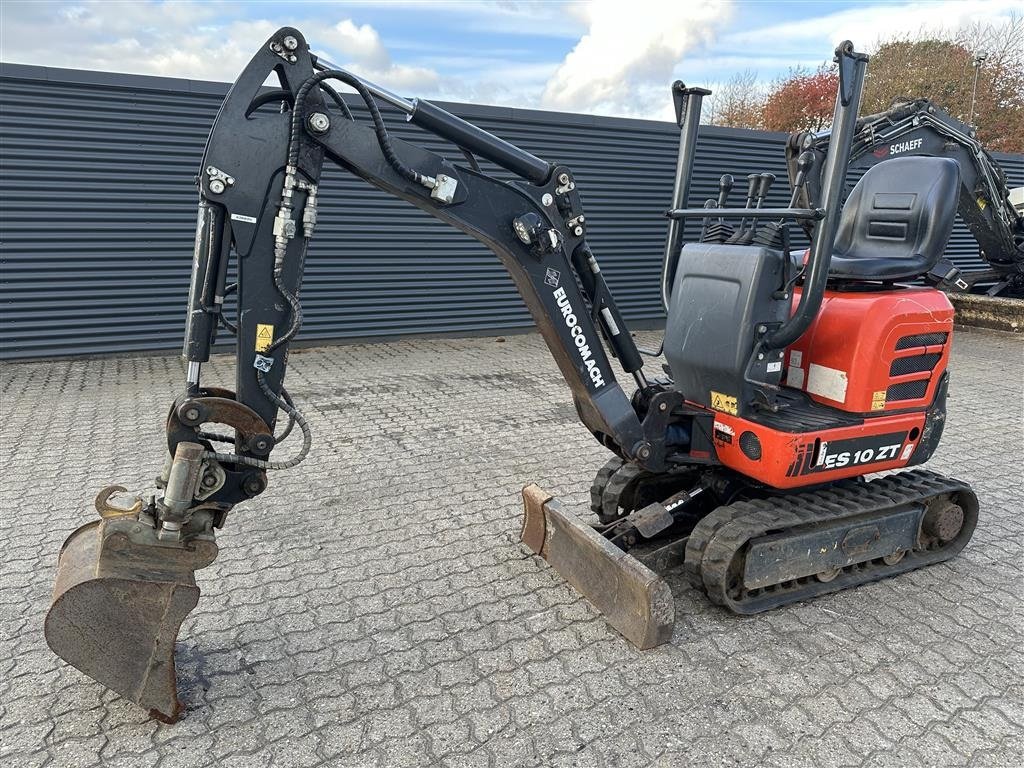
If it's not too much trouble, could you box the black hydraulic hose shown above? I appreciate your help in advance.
[460,148,482,173]
[218,282,239,335]
[290,69,423,186]
[201,240,312,469]
[320,82,355,121]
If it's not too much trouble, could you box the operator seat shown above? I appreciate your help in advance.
[827,156,960,281]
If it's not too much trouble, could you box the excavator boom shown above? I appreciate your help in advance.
[43,26,672,721]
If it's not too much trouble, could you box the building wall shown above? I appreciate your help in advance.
[2,64,1021,360]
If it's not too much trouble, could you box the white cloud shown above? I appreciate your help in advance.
[0,1,439,90]
[540,0,735,117]
[724,0,1021,53]
[316,19,439,91]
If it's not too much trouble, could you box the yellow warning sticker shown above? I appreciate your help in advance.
[710,390,738,416]
[255,323,274,353]
[871,390,887,411]
[976,197,987,210]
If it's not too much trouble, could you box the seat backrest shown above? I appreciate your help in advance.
[830,156,960,281]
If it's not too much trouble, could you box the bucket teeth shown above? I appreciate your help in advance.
[44,515,217,723]
[520,484,674,650]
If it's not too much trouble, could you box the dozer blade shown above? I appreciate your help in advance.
[520,484,673,649]
[45,508,218,723]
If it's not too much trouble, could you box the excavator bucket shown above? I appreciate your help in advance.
[44,488,218,723]
[520,484,674,649]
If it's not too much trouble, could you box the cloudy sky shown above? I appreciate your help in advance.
[1,0,1018,120]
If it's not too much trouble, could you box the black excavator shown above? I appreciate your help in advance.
[787,98,1024,295]
[45,30,980,723]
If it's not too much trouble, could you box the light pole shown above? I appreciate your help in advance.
[969,51,987,127]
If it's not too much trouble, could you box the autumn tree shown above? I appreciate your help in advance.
[706,69,763,129]
[862,14,1023,152]
[761,66,838,133]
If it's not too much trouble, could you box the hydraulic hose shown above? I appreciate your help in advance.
[290,69,424,186]
[319,82,354,121]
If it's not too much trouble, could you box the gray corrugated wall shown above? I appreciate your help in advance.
[2,64,1022,360]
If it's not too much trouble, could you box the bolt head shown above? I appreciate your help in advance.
[542,193,553,207]
[282,35,299,51]
[658,402,668,411]
[202,474,218,487]
[558,173,570,185]
[308,112,331,133]
[184,407,201,422]
[209,179,226,194]
[574,226,583,236]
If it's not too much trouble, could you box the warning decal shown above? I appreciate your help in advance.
[871,390,887,411]
[710,390,738,416]
[255,323,274,353]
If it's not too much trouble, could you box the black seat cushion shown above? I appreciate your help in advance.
[829,156,960,281]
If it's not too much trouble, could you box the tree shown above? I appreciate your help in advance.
[761,66,838,133]
[706,69,763,129]
[862,15,1023,152]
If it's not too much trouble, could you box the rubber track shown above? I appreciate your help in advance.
[589,457,623,516]
[599,462,645,524]
[686,469,978,613]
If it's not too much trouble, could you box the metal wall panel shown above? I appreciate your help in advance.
[2,64,1021,360]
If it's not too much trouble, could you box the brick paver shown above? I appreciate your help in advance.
[1,328,1021,767]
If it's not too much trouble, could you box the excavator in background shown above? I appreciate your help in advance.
[45,30,980,723]
[787,98,1024,296]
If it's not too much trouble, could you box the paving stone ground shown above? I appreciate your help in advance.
[1,328,1021,768]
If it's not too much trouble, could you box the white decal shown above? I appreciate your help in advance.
[790,350,802,368]
[901,444,914,461]
[820,443,903,470]
[553,286,605,388]
[230,213,258,224]
[713,421,735,436]
[807,363,848,404]
[767,361,782,373]
[787,367,805,389]
[890,138,924,155]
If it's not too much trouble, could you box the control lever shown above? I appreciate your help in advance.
[725,173,760,243]
[755,152,814,252]
[698,198,717,242]
[757,156,811,252]
[755,172,776,206]
[737,173,775,244]
[717,174,734,209]
[788,151,815,207]
[702,174,735,243]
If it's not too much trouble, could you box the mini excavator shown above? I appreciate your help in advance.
[45,30,979,722]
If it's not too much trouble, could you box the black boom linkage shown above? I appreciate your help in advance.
[176,26,703,516]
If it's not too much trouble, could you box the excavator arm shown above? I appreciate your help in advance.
[787,98,1024,294]
[44,26,689,721]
